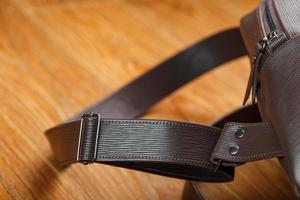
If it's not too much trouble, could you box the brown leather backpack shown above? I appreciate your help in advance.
[46,0,300,198]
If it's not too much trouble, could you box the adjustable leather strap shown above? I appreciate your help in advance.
[46,28,283,182]
[46,105,282,182]
[47,116,234,182]
[69,28,247,120]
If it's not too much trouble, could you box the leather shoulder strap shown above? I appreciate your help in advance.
[69,28,246,120]
[46,105,282,182]
[46,28,282,182]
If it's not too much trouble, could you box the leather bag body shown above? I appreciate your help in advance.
[240,0,300,196]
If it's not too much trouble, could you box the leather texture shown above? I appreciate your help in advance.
[46,105,282,182]
[259,36,300,197]
[274,0,300,38]
[47,117,233,181]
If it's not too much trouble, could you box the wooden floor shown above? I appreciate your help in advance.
[0,0,295,199]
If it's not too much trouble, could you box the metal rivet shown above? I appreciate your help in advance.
[235,128,245,139]
[229,145,239,155]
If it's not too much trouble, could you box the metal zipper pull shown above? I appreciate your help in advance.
[243,30,279,105]
[243,37,268,105]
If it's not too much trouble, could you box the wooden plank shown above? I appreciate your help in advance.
[0,0,294,199]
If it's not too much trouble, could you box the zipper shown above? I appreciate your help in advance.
[243,1,285,105]
[265,1,277,32]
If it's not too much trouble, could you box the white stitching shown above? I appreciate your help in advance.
[214,150,282,160]
[225,122,271,128]
[102,119,221,133]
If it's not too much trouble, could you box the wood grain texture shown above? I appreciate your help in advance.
[0,0,294,199]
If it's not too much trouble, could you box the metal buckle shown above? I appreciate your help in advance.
[76,113,101,165]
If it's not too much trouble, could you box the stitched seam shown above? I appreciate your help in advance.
[137,167,230,181]
[102,120,221,133]
[225,122,270,128]
[98,155,233,180]
[50,119,221,134]
[215,150,282,160]
[98,155,213,167]
[101,155,233,180]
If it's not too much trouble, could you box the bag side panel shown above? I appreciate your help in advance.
[274,0,300,38]
[260,36,300,196]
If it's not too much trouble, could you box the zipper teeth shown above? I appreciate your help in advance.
[265,2,277,32]
[243,0,287,105]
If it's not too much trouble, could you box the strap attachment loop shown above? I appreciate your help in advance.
[210,122,282,167]
[77,113,101,165]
